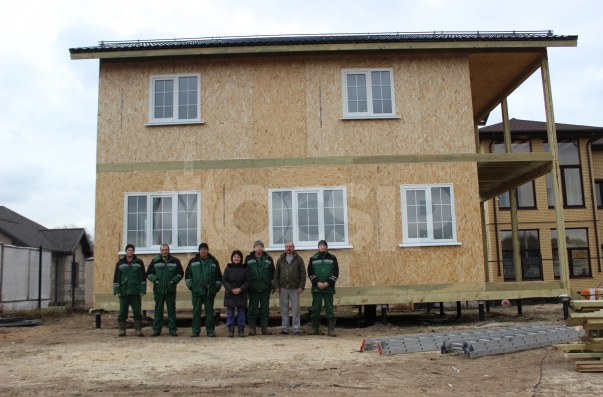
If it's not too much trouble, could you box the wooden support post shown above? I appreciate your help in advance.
[381,306,387,326]
[541,53,570,292]
[426,303,431,314]
[478,301,485,321]
[456,301,462,320]
[502,98,523,282]
[517,299,523,316]
[562,296,570,320]
[486,301,490,312]
[439,302,445,316]
[481,202,490,282]
[474,124,481,153]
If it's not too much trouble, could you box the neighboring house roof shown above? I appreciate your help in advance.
[0,206,93,256]
[479,118,603,140]
[69,31,577,57]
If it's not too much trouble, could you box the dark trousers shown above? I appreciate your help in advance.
[192,294,215,334]
[247,291,270,322]
[311,292,335,320]
[118,295,142,321]
[227,307,246,326]
[153,293,177,333]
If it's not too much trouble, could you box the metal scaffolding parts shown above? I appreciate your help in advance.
[361,324,583,358]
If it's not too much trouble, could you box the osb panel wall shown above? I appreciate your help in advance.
[97,53,475,164]
[482,138,603,289]
[94,163,483,293]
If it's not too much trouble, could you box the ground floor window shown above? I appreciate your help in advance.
[124,191,200,252]
[551,228,591,278]
[500,229,542,280]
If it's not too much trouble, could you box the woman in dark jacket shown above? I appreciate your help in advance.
[222,250,251,337]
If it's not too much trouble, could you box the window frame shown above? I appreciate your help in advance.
[122,191,201,254]
[493,140,537,210]
[544,140,585,208]
[147,73,202,126]
[267,187,351,251]
[500,229,543,281]
[595,180,603,209]
[551,227,592,278]
[400,184,460,247]
[341,68,398,119]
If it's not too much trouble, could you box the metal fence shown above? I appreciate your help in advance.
[50,260,86,307]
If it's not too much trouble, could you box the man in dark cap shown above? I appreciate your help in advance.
[185,243,222,337]
[113,244,146,336]
[244,240,275,335]
[146,244,184,336]
[307,240,339,337]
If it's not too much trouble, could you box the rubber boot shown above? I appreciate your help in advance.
[238,325,246,337]
[227,324,235,338]
[308,318,322,335]
[134,319,144,337]
[261,319,272,335]
[118,320,127,337]
[328,319,336,337]
[248,319,257,336]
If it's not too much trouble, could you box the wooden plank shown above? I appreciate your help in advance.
[70,39,579,61]
[481,201,490,282]
[584,320,603,331]
[567,313,603,327]
[570,300,603,310]
[565,352,603,359]
[552,343,586,351]
[585,338,603,352]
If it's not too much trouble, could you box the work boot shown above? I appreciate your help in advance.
[118,320,127,337]
[328,319,336,337]
[308,318,322,335]
[248,319,257,336]
[238,325,246,337]
[227,324,235,338]
[260,319,272,335]
[134,319,144,337]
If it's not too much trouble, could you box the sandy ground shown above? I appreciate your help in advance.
[0,303,601,396]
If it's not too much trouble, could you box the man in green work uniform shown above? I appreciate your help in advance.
[113,244,146,337]
[307,240,339,337]
[146,244,184,336]
[185,242,222,337]
[244,240,275,336]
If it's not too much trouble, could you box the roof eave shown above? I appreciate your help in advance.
[70,39,578,60]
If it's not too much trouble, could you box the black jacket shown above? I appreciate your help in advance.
[222,263,251,308]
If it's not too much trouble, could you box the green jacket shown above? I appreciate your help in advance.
[274,252,306,290]
[244,252,275,293]
[185,253,222,296]
[113,255,146,296]
[146,255,184,295]
[308,251,339,294]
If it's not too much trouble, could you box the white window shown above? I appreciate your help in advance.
[342,68,396,118]
[269,187,349,249]
[400,184,459,246]
[148,74,201,125]
[124,191,200,253]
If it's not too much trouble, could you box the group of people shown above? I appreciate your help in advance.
[112,239,340,338]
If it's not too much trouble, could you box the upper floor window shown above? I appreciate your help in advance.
[595,180,603,208]
[544,140,584,207]
[342,69,396,118]
[400,184,458,246]
[269,187,349,250]
[493,141,536,209]
[148,74,201,125]
[124,191,200,253]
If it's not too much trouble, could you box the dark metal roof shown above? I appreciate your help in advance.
[69,31,577,54]
[479,118,603,140]
[0,206,93,256]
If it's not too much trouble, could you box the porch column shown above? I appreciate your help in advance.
[502,98,522,282]
[476,124,490,282]
[541,52,570,290]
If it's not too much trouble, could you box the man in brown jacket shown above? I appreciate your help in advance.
[274,241,306,335]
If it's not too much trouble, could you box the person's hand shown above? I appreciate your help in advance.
[275,288,281,293]
[155,280,159,284]
[298,288,304,294]
[271,289,275,294]
[170,281,174,284]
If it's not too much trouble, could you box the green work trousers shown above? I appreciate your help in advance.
[311,292,335,320]
[118,295,142,321]
[248,291,270,322]
[153,293,177,334]
[192,294,215,334]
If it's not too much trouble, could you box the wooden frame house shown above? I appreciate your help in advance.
[70,31,579,312]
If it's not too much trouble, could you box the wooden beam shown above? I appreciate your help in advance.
[584,320,603,331]
[541,52,570,292]
[71,39,578,60]
[481,201,490,282]
[474,55,544,123]
[97,152,553,173]
[474,124,481,153]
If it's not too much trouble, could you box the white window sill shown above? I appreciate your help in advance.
[265,245,354,252]
[341,115,401,120]
[145,120,204,126]
[118,248,199,255]
[398,242,462,248]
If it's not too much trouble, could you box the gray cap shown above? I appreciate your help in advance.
[253,240,264,248]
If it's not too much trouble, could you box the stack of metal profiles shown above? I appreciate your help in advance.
[441,325,584,358]
[0,313,40,327]
[361,324,583,357]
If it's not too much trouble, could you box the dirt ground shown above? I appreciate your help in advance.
[0,303,600,396]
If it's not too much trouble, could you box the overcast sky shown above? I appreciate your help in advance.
[1,0,602,238]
